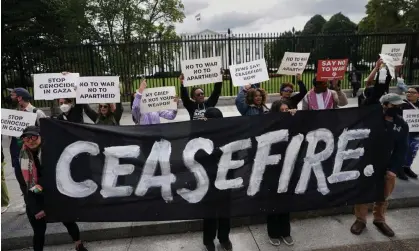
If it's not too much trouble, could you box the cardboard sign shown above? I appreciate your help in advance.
[76,76,120,104]
[229,59,270,87]
[277,52,310,75]
[181,57,222,87]
[316,59,348,81]
[381,44,406,66]
[1,109,37,137]
[34,73,79,100]
[140,87,177,113]
[379,54,396,79]
[403,110,419,132]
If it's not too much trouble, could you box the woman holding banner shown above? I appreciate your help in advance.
[277,74,307,109]
[83,102,123,125]
[235,84,269,115]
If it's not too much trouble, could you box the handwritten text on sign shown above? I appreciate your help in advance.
[34,73,79,100]
[140,87,177,113]
[76,76,120,104]
[403,110,419,132]
[1,109,37,137]
[277,52,310,75]
[381,44,406,66]
[181,57,222,87]
[316,59,348,81]
[230,59,270,87]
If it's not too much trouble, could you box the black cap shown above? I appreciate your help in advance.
[7,87,32,99]
[21,126,40,138]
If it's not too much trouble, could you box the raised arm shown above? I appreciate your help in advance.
[235,85,250,115]
[113,102,123,122]
[158,96,178,120]
[179,74,195,112]
[290,74,308,106]
[366,59,383,85]
[83,104,98,122]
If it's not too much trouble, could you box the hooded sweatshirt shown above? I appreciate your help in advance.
[180,82,222,120]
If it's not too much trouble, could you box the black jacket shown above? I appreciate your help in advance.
[84,103,123,125]
[361,69,392,106]
[384,115,409,174]
[280,80,308,109]
[56,104,84,123]
[180,82,222,120]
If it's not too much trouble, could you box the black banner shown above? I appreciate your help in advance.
[41,106,390,222]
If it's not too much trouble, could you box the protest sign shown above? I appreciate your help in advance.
[277,52,310,75]
[381,44,406,66]
[403,110,419,132]
[34,73,79,100]
[76,76,120,104]
[139,87,177,113]
[229,59,270,87]
[316,59,348,81]
[1,109,37,137]
[379,54,396,79]
[181,57,222,87]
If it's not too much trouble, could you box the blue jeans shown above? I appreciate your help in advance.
[406,136,419,168]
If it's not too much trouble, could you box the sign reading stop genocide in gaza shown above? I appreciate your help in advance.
[316,59,348,81]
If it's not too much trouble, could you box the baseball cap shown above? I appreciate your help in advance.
[379,93,405,105]
[20,126,40,138]
[7,87,32,99]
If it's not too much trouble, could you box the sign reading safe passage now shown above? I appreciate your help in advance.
[76,76,120,104]
[230,59,270,86]
[316,59,348,81]
[181,57,223,87]
[277,52,310,75]
[1,109,37,137]
[34,73,79,100]
[403,110,419,132]
[140,87,177,113]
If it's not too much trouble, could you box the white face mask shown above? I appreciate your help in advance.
[60,104,71,113]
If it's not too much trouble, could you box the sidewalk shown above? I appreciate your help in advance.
[9,208,419,251]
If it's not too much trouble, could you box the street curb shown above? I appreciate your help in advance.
[2,196,419,250]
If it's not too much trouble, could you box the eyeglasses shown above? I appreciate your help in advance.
[406,91,418,94]
[99,105,108,108]
[22,135,39,142]
[282,89,293,93]
[195,92,204,97]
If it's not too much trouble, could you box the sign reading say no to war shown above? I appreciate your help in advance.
[381,44,406,66]
[403,110,419,132]
[34,73,79,100]
[277,52,310,75]
[76,76,120,104]
[230,59,270,86]
[140,87,177,113]
[181,57,223,87]
[1,109,37,137]
[316,59,348,81]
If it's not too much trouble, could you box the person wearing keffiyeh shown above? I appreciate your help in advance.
[18,126,88,251]
[302,79,348,110]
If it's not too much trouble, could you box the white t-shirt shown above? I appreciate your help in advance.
[316,93,325,110]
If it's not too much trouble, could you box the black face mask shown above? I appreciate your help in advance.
[385,107,402,117]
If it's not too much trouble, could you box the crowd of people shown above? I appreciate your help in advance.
[1,58,418,251]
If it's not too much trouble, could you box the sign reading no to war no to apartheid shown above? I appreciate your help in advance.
[181,57,223,87]
[316,59,348,81]
[34,73,79,100]
[230,59,270,87]
[277,52,310,75]
[403,110,419,132]
[140,87,177,113]
[1,109,37,137]
[76,76,120,104]
[381,44,406,66]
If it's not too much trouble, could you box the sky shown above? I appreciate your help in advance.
[176,0,368,34]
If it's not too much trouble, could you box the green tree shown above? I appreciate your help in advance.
[302,15,327,34]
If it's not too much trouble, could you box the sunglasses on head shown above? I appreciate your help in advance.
[21,135,39,142]
[99,105,108,108]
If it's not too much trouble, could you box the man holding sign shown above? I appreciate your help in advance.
[131,80,178,125]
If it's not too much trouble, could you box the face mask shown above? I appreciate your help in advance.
[385,107,401,117]
[60,104,71,113]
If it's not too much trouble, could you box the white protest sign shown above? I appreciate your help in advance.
[140,87,177,113]
[381,44,406,66]
[379,54,396,79]
[1,109,37,137]
[33,73,79,100]
[76,76,120,104]
[403,110,419,132]
[229,59,270,87]
[181,57,223,87]
[277,52,310,75]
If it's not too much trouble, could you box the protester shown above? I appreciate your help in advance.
[18,126,88,251]
[351,93,409,237]
[55,98,84,123]
[277,74,307,109]
[1,146,10,214]
[348,67,362,97]
[131,80,178,125]
[84,102,123,125]
[363,59,391,105]
[301,79,348,110]
[236,84,270,115]
[179,71,223,120]
[400,87,419,180]
[266,100,296,246]
[201,107,232,251]
[6,87,47,215]
[396,74,408,95]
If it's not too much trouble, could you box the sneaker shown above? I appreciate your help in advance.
[76,243,88,251]
[18,204,26,215]
[220,239,233,251]
[269,238,280,246]
[373,221,395,237]
[404,168,418,179]
[281,236,294,246]
[204,242,216,251]
[1,205,10,214]
[350,220,366,235]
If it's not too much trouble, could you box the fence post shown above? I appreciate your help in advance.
[408,33,417,84]
[292,27,296,86]
[88,44,95,76]
[159,33,166,86]
[227,28,233,96]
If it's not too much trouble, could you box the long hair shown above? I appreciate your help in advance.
[97,103,113,117]
[270,100,290,113]
[245,88,267,106]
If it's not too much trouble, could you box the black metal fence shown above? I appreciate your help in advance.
[2,31,419,107]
